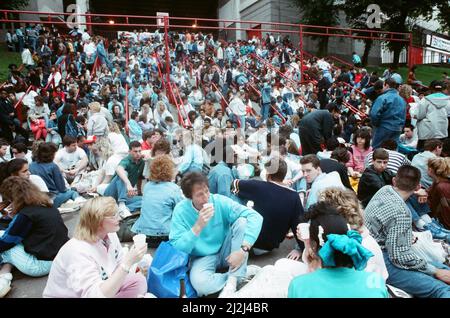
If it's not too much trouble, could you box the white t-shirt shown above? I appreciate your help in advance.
[108,132,129,155]
[55,147,87,171]
[30,174,49,192]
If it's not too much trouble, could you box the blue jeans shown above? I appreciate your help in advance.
[0,244,52,277]
[406,195,430,222]
[261,103,270,121]
[383,251,450,298]
[53,190,79,208]
[104,176,142,212]
[189,218,249,297]
[372,127,401,149]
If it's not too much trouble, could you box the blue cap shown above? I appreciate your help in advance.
[391,73,403,84]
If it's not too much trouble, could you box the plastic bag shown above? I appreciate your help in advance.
[147,241,197,298]
[411,231,446,264]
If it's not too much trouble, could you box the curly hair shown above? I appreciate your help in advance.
[318,187,364,230]
[149,155,175,183]
[428,157,450,180]
[91,137,113,160]
[0,176,52,215]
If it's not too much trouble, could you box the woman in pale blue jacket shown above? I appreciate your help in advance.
[132,155,183,247]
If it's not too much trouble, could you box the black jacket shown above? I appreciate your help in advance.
[357,165,394,207]
[20,205,69,260]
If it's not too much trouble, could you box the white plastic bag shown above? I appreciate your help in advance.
[411,231,446,264]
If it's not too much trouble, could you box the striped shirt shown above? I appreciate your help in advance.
[364,149,410,174]
[364,186,436,276]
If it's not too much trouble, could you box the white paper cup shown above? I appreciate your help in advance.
[203,203,213,210]
[133,234,147,248]
[298,223,310,240]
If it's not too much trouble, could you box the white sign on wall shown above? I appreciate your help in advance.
[157,12,169,28]
[431,35,450,53]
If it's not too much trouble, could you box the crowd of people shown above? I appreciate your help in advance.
[0,22,450,298]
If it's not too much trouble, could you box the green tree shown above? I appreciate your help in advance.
[290,0,340,56]
[338,0,374,66]
[340,0,450,67]
[0,0,30,10]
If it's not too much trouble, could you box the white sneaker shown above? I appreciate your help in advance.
[118,203,132,219]
[0,273,13,298]
[218,276,237,298]
[74,196,87,204]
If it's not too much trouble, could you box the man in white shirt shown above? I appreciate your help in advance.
[300,154,344,209]
[228,92,247,136]
[188,87,205,109]
[21,45,34,67]
[54,136,88,184]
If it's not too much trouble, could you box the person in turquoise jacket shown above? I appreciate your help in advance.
[169,172,263,298]
[288,202,388,298]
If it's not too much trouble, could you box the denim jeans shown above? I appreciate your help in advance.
[372,127,401,149]
[188,218,249,297]
[0,244,52,277]
[406,195,431,222]
[383,251,450,298]
[103,176,142,212]
[261,103,270,121]
[53,190,79,208]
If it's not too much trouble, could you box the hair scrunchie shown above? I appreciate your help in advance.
[318,230,374,271]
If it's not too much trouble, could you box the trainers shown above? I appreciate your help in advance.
[118,203,132,219]
[73,196,87,205]
[0,273,12,298]
[431,220,450,234]
[423,225,448,240]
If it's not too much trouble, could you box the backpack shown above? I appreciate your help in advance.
[65,115,79,137]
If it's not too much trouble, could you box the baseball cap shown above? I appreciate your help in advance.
[391,73,403,85]
[84,135,97,144]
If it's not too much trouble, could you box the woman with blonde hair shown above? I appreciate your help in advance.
[131,155,183,247]
[427,157,450,229]
[90,123,129,195]
[87,101,109,137]
[0,177,68,297]
[318,187,388,280]
[43,197,148,298]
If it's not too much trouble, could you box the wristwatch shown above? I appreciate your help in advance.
[241,245,251,253]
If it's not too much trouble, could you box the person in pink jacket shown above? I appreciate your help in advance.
[43,197,148,298]
[347,128,373,178]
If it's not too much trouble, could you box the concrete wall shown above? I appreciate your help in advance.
[20,0,65,22]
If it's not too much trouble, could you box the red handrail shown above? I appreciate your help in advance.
[342,100,367,118]
[173,83,192,127]
[251,53,308,104]
[211,82,229,113]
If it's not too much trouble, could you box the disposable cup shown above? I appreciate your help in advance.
[133,234,147,248]
[203,203,213,210]
[298,223,310,240]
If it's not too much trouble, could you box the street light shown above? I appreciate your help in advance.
[109,20,115,25]
[192,19,197,28]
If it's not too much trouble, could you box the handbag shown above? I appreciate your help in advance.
[117,212,140,242]
[147,241,197,298]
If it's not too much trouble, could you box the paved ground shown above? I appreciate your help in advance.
[6,209,295,298]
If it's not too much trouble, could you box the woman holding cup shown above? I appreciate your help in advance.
[43,197,148,298]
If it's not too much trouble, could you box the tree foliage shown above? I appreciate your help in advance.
[0,0,30,10]
[290,0,340,56]
[339,0,450,66]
